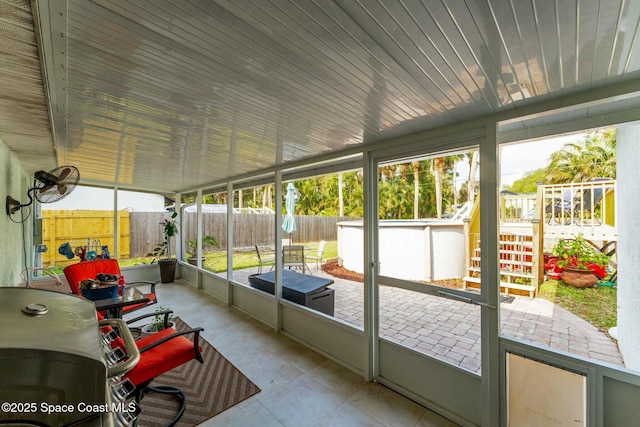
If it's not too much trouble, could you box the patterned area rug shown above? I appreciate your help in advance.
[136,317,260,426]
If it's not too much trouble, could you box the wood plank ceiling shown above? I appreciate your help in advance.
[1,0,640,192]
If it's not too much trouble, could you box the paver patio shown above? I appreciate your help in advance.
[232,265,623,375]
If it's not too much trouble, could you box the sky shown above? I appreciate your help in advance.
[499,134,581,187]
[454,134,584,190]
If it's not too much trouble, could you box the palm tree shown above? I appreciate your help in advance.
[378,166,413,219]
[338,172,344,216]
[467,151,479,203]
[342,170,363,217]
[546,130,616,183]
[431,155,462,218]
[432,157,445,218]
[262,184,272,209]
[585,129,616,178]
[412,161,420,219]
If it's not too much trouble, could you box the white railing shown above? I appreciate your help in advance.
[541,180,616,241]
[501,193,537,223]
[500,181,616,241]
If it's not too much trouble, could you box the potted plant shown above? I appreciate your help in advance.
[185,235,219,266]
[148,211,179,283]
[551,234,609,288]
[140,307,175,337]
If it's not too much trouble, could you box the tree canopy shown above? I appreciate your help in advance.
[504,129,616,193]
[504,168,546,194]
[546,130,616,183]
[196,129,616,220]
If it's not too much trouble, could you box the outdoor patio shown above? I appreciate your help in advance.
[232,264,624,375]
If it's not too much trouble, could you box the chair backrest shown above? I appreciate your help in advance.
[316,240,326,256]
[283,245,304,266]
[579,187,604,210]
[63,259,122,295]
[254,245,263,262]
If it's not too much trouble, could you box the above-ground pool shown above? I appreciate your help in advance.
[337,219,465,282]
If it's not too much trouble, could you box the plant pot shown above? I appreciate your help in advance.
[187,257,204,266]
[140,321,175,338]
[560,267,598,288]
[158,258,178,283]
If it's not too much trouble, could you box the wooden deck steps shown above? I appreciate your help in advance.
[462,277,536,298]
[463,232,537,299]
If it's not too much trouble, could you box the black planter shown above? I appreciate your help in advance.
[158,258,178,283]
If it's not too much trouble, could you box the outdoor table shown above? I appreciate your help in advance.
[92,286,150,318]
[249,270,335,316]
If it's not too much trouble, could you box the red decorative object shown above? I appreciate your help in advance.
[544,255,563,280]
[544,254,607,282]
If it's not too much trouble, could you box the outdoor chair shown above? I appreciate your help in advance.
[98,311,204,426]
[63,258,158,316]
[283,244,308,274]
[305,240,327,269]
[254,245,275,274]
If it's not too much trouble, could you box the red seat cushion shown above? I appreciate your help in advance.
[98,312,202,388]
[124,328,201,386]
[121,293,156,314]
[63,259,122,294]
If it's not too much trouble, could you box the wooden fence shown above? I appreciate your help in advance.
[42,211,354,262]
[41,210,130,267]
[129,212,175,259]
[130,212,354,256]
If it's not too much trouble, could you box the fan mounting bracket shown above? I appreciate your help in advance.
[6,196,22,216]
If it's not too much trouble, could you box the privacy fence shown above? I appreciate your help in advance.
[130,212,353,256]
[43,211,354,265]
[41,210,131,267]
[130,212,354,257]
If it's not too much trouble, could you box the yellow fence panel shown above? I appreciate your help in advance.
[41,210,130,267]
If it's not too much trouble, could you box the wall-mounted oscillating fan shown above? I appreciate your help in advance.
[6,166,80,217]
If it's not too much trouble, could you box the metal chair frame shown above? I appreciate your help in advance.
[255,245,275,274]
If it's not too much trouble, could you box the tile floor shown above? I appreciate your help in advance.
[136,279,461,427]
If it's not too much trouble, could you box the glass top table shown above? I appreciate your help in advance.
[92,286,149,318]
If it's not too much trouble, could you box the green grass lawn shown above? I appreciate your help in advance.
[202,240,338,273]
[50,241,339,275]
[538,279,617,333]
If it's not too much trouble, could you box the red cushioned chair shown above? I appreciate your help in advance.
[99,311,204,426]
[63,259,158,316]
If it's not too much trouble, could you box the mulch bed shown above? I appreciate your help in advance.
[321,258,463,289]
[321,258,364,282]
